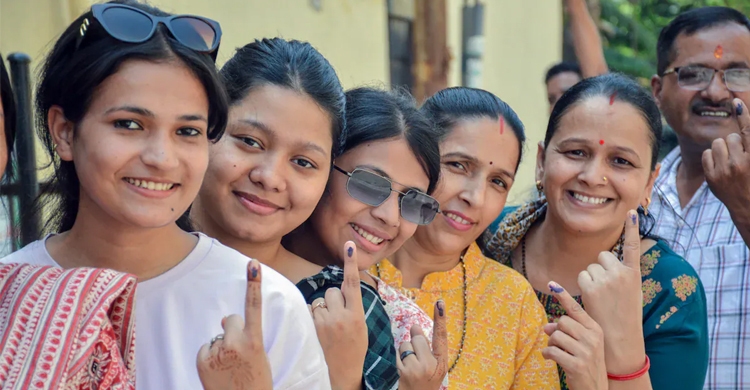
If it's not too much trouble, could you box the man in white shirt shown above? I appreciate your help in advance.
[649,6,750,389]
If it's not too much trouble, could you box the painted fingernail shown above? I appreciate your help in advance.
[248,261,259,279]
[548,281,564,294]
[737,102,744,116]
[347,246,353,258]
[629,210,637,225]
[437,300,445,317]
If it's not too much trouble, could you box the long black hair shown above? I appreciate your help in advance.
[0,55,16,177]
[220,38,346,158]
[545,73,662,237]
[343,87,441,194]
[421,86,526,172]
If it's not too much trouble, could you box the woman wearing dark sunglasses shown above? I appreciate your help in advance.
[0,1,330,389]
[285,87,449,390]
[372,87,560,389]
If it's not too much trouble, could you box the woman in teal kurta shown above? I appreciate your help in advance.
[484,201,708,389]
[481,74,708,390]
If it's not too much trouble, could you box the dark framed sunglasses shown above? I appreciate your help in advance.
[333,165,440,225]
[663,66,750,92]
[76,3,222,61]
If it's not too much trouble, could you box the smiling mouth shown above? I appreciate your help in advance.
[442,211,474,225]
[124,178,176,191]
[350,223,386,245]
[569,191,611,205]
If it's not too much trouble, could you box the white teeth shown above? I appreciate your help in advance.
[572,192,608,205]
[125,178,175,191]
[700,111,729,117]
[350,224,385,245]
[444,212,471,225]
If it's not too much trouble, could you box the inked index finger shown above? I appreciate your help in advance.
[341,241,364,313]
[243,259,264,339]
[548,281,598,330]
[733,98,750,149]
[622,210,641,270]
[430,300,449,376]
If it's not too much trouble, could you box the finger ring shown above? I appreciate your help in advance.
[400,350,416,361]
[210,334,224,348]
[312,300,327,312]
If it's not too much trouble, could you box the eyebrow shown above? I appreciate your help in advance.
[238,118,328,156]
[443,151,515,180]
[358,164,427,193]
[105,105,207,123]
[685,61,749,69]
[558,137,640,156]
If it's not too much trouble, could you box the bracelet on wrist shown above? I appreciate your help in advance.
[607,356,650,381]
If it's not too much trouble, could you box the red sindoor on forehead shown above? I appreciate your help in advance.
[715,45,724,59]
[609,92,617,106]
[499,117,504,134]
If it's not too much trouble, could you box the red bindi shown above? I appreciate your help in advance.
[499,117,505,134]
[714,45,723,59]
[489,161,493,165]
[609,92,617,106]
[599,139,605,145]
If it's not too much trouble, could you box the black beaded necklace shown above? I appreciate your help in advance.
[376,254,467,373]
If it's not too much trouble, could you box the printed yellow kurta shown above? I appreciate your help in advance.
[372,243,560,389]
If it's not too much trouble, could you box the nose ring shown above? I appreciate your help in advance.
[602,176,608,183]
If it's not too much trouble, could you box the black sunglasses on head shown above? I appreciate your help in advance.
[333,165,440,225]
[76,3,222,61]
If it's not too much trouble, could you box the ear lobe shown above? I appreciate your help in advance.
[47,106,75,162]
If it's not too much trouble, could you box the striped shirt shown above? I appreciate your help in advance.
[649,147,750,389]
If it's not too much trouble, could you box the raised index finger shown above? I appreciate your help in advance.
[548,281,598,330]
[243,259,264,339]
[622,210,641,270]
[733,98,750,150]
[341,241,364,314]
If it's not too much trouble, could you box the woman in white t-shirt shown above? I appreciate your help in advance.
[0,1,329,389]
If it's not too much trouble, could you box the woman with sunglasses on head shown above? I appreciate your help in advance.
[484,74,708,390]
[0,1,330,389]
[285,87,449,390]
[189,37,363,389]
[371,87,560,389]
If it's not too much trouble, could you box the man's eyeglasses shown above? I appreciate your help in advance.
[333,165,440,225]
[663,66,750,92]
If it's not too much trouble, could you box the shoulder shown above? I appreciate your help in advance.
[475,254,544,315]
[641,240,704,311]
[0,239,53,266]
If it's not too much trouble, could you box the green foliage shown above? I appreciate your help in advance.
[599,0,750,84]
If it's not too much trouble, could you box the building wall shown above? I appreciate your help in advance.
[0,0,561,203]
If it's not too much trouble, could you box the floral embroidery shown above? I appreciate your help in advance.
[641,250,660,277]
[642,279,663,307]
[672,275,698,301]
[656,306,679,329]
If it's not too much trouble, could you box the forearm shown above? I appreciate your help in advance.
[729,209,750,249]
[567,0,608,77]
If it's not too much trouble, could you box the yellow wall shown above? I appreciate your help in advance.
[0,0,561,202]
[447,0,562,203]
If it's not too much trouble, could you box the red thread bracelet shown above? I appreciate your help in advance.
[607,356,650,381]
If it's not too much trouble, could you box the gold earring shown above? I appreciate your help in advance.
[536,180,543,191]
[644,197,651,216]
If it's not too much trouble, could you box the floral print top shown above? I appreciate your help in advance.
[484,202,709,390]
[372,277,449,389]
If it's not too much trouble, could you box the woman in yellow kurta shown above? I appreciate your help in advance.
[371,87,559,389]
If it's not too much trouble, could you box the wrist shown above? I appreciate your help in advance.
[608,355,650,381]
[605,350,647,376]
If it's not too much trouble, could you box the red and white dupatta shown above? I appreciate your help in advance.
[0,264,136,389]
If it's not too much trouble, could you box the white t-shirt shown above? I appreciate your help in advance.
[1,233,331,390]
